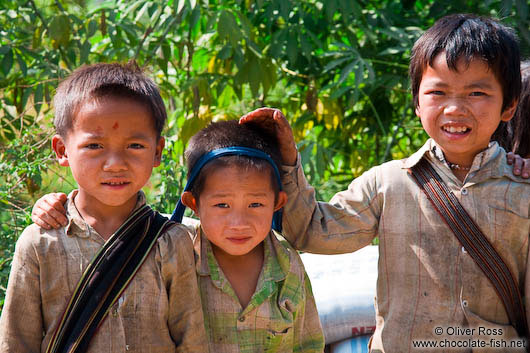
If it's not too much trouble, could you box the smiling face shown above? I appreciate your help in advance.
[182,165,286,258]
[416,52,517,167]
[52,97,164,216]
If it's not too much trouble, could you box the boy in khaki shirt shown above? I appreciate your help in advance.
[0,62,207,352]
[242,14,530,352]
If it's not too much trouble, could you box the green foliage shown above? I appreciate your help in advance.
[1,0,530,307]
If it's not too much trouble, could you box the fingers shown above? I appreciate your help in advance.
[31,193,68,230]
[521,158,530,179]
[510,153,524,176]
[506,151,515,165]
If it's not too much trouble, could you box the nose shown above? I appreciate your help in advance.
[227,209,251,230]
[443,97,468,116]
[103,150,128,172]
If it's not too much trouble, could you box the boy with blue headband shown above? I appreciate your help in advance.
[175,120,324,352]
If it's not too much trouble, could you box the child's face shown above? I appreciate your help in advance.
[182,165,286,257]
[52,97,164,212]
[416,52,516,166]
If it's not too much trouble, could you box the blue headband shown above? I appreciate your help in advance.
[170,146,283,231]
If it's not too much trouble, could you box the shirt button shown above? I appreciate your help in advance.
[462,299,468,307]
[461,246,467,254]
[461,188,468,195]
[112,308,118,317]
[238,316,245,322]
[125,345,130,351]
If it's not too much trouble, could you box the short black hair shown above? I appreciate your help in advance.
[185,120,282,200]
[492,60,530,157]
[410,13,521,112]
[53,61,166,138]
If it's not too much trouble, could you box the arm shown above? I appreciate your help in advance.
[241,107,380,254]
[159,224,208,353]
[0,227,43,352]
[293,273,325,353]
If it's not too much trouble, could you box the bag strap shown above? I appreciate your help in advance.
[46,206,172,353]
[409,158,528,337]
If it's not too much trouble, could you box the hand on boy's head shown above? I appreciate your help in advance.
[507,152,530,178]
[31,192,68,230]
[239,107,298,166]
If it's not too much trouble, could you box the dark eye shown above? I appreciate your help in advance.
[469,91,486,97]
[129,143,145,149]
[85,143,101,149]
[427,90,444,96]
[249,202,263,208]
[214,203,229,208]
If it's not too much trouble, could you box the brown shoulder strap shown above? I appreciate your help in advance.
[409,158,528,338]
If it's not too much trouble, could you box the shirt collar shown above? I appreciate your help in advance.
[64,190,147,239]
[194,228,287,284]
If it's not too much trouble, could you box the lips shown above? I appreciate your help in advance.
[226,237,252,244]
[441,123,471,135]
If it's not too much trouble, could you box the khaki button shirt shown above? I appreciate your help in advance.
[281,139,530,352]
[0,191,207,353]
[193,228,325,352]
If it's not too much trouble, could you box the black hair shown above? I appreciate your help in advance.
[185,120,282,200]
[492,60,530,157]
[410,13,521,112]
[53,61,166,138]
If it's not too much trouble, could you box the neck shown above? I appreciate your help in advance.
[74,191,138,240]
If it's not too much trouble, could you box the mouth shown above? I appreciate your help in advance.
[227,237,252,244]
[101,181,131,187]
[441,124,471,136]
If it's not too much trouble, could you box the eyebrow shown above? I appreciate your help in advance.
[425,80,495,90]
[207,192,270,198]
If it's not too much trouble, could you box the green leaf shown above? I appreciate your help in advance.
[218,10,242,46]
[80,40,91,63]
[190,6,201,29]
[1,49,13,76]
[34,84,44,115]
[337,61,356,85]
[16,53,27,76]
[48,14,71,47]
[217,44,232,60]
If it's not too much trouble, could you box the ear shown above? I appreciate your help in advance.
[181,191,199,214]
[154,136,165,167]
[415,105,420,118]
[500,99,518,122]
[52,135,69,167]
[274,191,287,211]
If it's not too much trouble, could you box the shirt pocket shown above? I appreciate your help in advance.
[264,297,295,352]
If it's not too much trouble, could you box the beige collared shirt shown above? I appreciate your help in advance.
[0,191,207,353]
[281,139,530,352]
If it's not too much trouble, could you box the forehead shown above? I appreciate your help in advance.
[421,52,502,89]
[202,164,275,194]
[70,97,156,134]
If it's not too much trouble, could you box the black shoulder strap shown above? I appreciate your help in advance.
[409,158,528,338]
[46,206,172,353]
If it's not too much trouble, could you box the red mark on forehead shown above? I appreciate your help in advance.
[112,122,119,130]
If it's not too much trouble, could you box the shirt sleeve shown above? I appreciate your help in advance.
[281,154,381,254]
[293,272,325,353]
[0,225,44,353]
[157,224,208,353]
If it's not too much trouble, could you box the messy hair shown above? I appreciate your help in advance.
[410,13,521,112]
[53,61,166,138]
[185,120,282,200]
